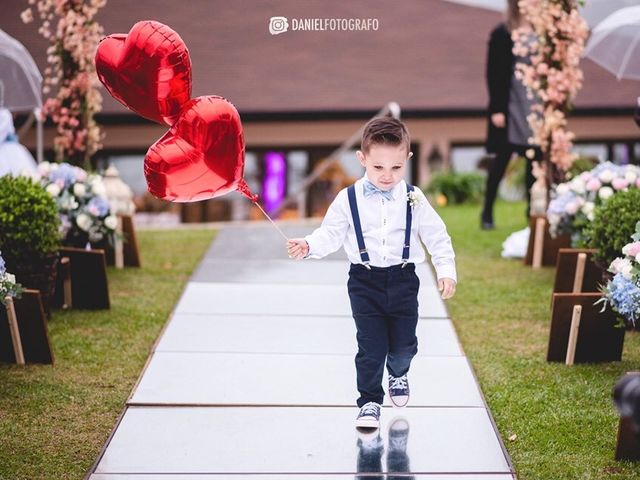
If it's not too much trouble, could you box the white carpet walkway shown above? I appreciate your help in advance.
[86,222,516,479]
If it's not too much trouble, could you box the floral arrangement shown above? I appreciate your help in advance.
[407,189,426,208]
[34,161,118,247]
[513,0,589,173]
[0,251,24,306]
[597,222,640,328]
[547,162,640,245]
[21,0,106,168]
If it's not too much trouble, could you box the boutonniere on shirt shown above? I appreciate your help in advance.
[407,190,425,208]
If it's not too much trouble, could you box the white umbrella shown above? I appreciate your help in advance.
[440,0,504,11]
[584,5,640,80]
[0,28,43,162]
[580,0,640,28]
[0,29,42,112]
[440,0,640,27]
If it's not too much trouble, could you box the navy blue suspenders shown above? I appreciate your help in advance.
[347,183,415,269]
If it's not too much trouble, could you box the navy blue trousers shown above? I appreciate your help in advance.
[347,263,420,407]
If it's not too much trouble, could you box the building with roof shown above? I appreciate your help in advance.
[3,0,639,219]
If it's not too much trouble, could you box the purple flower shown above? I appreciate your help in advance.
[604,273,640,327]
[87,196,110,217]
[49,163,77,189]
[547,191,577,216]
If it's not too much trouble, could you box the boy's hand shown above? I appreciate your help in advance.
[438,278,456,300]
[287,238,309,260]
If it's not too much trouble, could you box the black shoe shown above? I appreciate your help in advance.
[481,219,495,230]
[355,402,381,428]
[388,374,409,407]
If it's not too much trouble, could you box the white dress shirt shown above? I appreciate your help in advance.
[305,176,457,283]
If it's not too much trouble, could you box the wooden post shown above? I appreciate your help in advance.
[61,257,72,309]
[572,253,587,293]
[565,305,582,366]
[532,217,546,268]
[114,216,124,269]
[5,296,25,365]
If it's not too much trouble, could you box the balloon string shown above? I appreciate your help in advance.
[253,201,289,241]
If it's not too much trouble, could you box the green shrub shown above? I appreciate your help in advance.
[584,188,640,269]
[424,171,485,204]
[0,175,61,263]
[565,155,599,180]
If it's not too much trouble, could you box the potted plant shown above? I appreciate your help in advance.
[0,175,61,317]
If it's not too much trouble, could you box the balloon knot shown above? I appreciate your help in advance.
[237,179,259,202]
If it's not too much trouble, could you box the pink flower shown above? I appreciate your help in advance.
[612,177,629,190]
[565,201,579,215]
[586,178,602,191]
[21,8,34,23]
[623,242,640,258]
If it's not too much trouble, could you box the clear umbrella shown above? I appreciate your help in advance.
[583,5,640,80]
[0,28,43,161]
[440,0,640,27]
[0,29,42,111]
[580,0,640,28]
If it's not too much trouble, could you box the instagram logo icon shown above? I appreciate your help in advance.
[269,16,289,35]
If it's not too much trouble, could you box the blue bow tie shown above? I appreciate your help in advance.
[363,180,395,201]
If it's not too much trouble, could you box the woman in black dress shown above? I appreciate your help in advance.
[481,0,541,230]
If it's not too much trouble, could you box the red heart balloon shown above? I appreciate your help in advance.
[144,96,247,202]
[95,20,191,125]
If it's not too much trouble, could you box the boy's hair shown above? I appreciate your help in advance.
[360,116,411,154]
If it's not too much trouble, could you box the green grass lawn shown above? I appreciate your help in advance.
[0,228,216,480]
[441,200,640,480]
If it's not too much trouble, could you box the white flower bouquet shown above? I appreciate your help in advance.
[407,189,425,208]
[0,251,23,306]
[547,162,640,246]
[34,162,118,247]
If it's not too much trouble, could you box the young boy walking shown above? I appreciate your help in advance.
[287,117,457,429]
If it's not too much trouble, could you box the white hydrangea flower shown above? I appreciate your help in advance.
[569,177,585,194]
[579,201,594,221]
[46,183,61,197]
[37,161,52,176]
[104,215,118,230]
[610,257,632,277]
[60,196,79,210]
[624,168,638,184]
[91,178,107,197]
[598,169,614,183]
[556,183,570,195]
[73,183,87,197]
[598,186,614,200]
[76,213,92,232]
[5,273,15,284]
